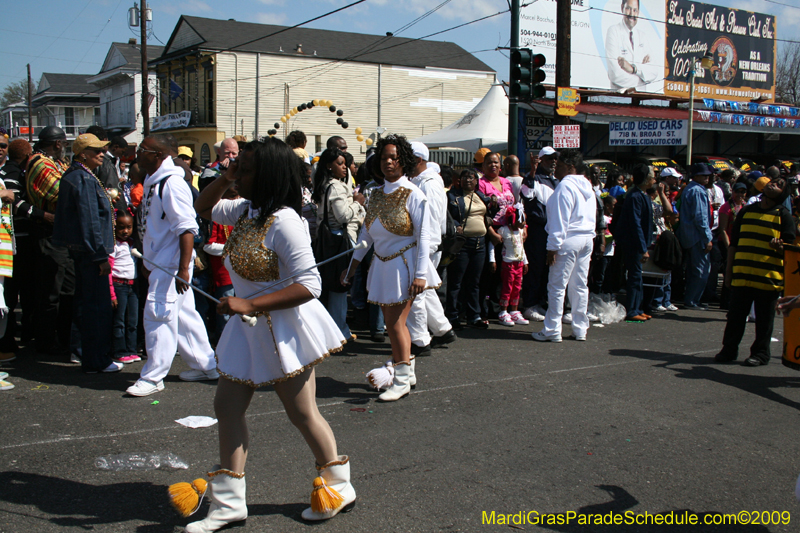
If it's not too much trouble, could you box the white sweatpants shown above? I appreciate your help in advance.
[407,251,451,347]
[140,269,216,383]
[542,236,593,338]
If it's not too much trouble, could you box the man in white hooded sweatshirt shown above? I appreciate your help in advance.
[532,149,596,343]
[126,135,217,396]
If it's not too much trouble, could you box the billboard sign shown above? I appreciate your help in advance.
[554,125,581,148]
[518,0,776,102]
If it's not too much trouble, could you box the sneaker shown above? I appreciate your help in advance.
[179,369,220,382]
[0,379,13,391]
[86,361,123,374]
[0,352,16,363]
[510,311,529,325]
[531,330,562,343]
[69,353,81,364]
[370,332,386,343]
[116,354,142,364]
[654,305,667,313]
[498,312,515,326]
[126,378,165,396]
[666,304,679,311]
[0,371,7,380]
[684,303,708,310]
[587,313,599,322]
[562,313,573,324]
[570,333,587,341]
[523,306,546,322]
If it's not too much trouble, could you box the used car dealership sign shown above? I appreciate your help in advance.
[608,119,688,146]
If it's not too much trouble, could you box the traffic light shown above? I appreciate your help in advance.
[510,49,547,101]
[531,53,546,98]
[510,48,532,100]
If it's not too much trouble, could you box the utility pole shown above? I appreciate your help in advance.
[554,0,571,126]
[140,0,150,136]
[26,64,33,142]
[508,0,520,158]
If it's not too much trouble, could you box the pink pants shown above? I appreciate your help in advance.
[499,260,524,307]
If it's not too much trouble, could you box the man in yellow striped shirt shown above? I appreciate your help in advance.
[715,177,795,366]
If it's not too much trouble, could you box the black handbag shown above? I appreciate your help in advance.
[314,184,353,293]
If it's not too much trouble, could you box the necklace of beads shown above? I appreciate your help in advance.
[76,160,116,231]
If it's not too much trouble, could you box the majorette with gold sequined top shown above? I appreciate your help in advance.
[212,199,345,385]
[352,175,440,306]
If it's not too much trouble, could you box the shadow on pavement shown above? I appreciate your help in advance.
[609,348,800,411]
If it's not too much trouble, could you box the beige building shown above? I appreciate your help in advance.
[152,16,496,163]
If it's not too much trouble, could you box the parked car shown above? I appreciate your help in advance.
[584,158,620,181]
[597,152,686,175]
[692,155,737,173]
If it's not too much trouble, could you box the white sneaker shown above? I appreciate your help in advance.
[179,368,220,382]
[654,305,667,312]
[126,378,165,396]
[87,361,123,374]
[666,304,679,311]
[510,311,529,325]
[523,306,546,322]
[498,312,515,327]
[562,313,573,324]
[587,313,599,322]
[570,333,587,341]
[531,330,562,343]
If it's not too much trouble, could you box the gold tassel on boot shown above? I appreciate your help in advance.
[168,478,208,517]
[310,475,344,513]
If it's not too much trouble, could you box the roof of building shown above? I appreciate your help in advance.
[112,42,165,68]
[36,73,98,96]
[159,16,494,73]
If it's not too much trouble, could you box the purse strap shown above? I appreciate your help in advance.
[320,182,334,230]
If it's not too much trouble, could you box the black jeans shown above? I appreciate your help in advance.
[33,228,75,351]
[112,281,139,357]
[0,236,36,351]
[446,237,485,323]
[522,224,548,309]
[72,253,113,371]
[719,285,779,363]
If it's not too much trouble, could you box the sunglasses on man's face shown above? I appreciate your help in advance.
[0,144,7,150]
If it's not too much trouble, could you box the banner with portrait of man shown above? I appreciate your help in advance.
[518,0,777,102]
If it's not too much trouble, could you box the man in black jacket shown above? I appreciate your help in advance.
[615,164,655,322]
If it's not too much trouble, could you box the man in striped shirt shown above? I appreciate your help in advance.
[715,176,795,367]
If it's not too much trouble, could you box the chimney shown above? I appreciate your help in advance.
[296,43,304,54]
[128,38,137,45]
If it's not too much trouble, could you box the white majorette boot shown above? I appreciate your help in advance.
[185,467,247,533]
[378,361,411,401]
[301,455,356,521]
[409,356,416,389]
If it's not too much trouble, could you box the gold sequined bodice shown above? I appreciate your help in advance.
[223,214,280,282]
[365,187,413,236]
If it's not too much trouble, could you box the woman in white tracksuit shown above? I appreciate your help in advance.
[532,149,596,343]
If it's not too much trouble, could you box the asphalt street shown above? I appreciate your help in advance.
[1,306,798,532]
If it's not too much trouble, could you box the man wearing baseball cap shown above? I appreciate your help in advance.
[407,142,456,356]
[676,163,714,309]
[520,146,559,321]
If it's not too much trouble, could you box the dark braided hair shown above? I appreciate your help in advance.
[375,134,416,178]
[247,137,303,222]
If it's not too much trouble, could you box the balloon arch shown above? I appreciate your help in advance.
[267,99,372,146]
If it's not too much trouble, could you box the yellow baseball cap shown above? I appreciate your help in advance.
[474,147,491,164]
[72,134,109,157]
[177,146,193,158]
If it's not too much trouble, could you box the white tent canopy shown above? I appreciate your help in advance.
[413,84,508,153]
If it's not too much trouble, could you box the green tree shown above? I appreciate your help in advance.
[0,80,30,109]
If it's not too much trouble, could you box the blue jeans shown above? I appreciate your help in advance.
[214,284,235,342]
[446,237,485,323]
[323,291,351,339]
[683,243,710,306]
[650,271,672,308]
[112,281,139,357]
[622,248,644,318]
[72,253,113,371]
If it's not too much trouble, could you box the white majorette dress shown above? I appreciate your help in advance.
[212,199,345,387]
[353,176,441,306]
